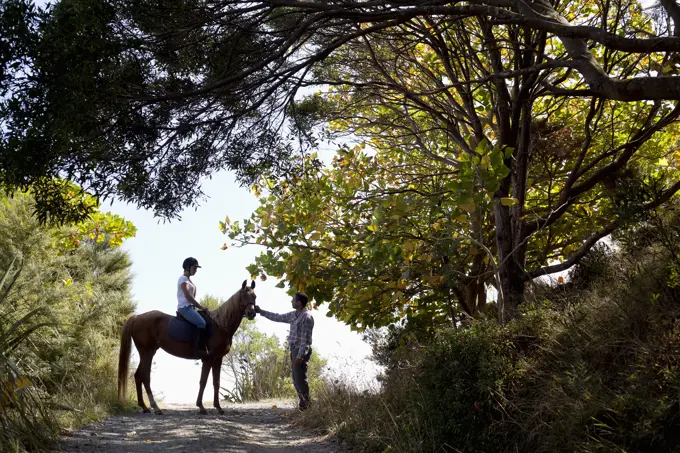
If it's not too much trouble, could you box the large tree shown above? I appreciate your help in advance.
[226,146,489,330]
[0,190,136,450]
[3,0,680,317]
[228,2,680,322]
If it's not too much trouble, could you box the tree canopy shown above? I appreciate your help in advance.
[224,0,680,323]
[2,0,680,319]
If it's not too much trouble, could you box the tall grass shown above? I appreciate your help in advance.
[0,263,59,452]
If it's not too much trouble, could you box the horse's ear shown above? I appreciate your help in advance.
[242,280,247,290]
[251,280,256,289]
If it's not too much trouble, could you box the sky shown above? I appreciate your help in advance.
[105,169,379,404]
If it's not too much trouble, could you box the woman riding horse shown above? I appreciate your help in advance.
[118,278,257,415]
[176,257,210,358]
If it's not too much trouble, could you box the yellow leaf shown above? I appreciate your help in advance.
[557,276,565,284]
[402,240,416,254]
[481,154,491,169]
[500,197,519,206]
[220,243,228,250]
[460,201,475,213]
[271,405,278,409]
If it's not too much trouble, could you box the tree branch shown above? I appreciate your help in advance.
[526,178,680,280]
[526,223,616,279]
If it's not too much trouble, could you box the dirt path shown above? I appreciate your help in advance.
[55,402,349,453]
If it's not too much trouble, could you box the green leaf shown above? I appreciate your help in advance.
[275,280,286,288]
[246,263,260,277]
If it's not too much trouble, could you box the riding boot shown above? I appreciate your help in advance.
[198,328,210,356]
[192,332,207,359]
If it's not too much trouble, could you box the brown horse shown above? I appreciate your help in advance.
[118,280,257,415]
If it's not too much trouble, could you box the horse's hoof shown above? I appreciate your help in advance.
[154,409,163,415]
[198,408,207,415]
[216,408,225,415]
[142,408,151,414]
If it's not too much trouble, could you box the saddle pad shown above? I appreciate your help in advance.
[167,313,214,343]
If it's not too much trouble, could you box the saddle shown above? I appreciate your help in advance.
[168,310,214,343]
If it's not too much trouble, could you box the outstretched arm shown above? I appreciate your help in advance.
[256,307,295,323]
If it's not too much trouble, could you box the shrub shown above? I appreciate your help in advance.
[297,206,680,452]
[0,193,137,451]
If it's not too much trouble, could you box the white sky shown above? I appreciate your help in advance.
[105,170,379,404]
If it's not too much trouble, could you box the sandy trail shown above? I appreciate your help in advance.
[54,402,348,453]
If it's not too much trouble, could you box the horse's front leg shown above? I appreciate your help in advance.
[212,357,224,415]
[196,359,212,415]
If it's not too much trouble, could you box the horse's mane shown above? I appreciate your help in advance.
[209,291,243,332]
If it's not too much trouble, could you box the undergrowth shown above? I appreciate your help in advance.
[298,212,680,452]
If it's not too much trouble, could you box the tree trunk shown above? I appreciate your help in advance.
[494,201,526,322]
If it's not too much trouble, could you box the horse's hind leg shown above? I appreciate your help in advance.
[196,359,212,415]
[134,349,151,413]
[140,349,163,415]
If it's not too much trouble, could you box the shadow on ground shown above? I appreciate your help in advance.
[54,403,346,453]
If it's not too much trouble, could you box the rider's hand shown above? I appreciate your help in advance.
[254,305,261,314]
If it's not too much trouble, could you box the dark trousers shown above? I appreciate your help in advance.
[291,346,312,409]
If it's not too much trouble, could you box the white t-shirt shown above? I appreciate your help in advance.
[177,275,196,309]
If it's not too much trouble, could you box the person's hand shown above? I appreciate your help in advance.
[294,357,303,366]
[254,305,262,314]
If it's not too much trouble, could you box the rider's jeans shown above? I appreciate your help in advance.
[178,306,206,329]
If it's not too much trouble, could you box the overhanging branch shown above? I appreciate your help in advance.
[526,178,680,280]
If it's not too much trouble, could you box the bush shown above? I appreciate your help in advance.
[297,205,680,453]
[0,193,137,451]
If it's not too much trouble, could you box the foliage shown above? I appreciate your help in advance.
[0,192,137,452]
[222,0,680,323]
[0,0,306,222]
[4,0,680,228]
[297,215,680,452]
[0,273,59,453]
[218,318,326,403]
[225,147,488,330]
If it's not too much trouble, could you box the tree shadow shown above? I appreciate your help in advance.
[56,406,338,452]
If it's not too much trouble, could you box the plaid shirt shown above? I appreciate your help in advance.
[259,309,314,359]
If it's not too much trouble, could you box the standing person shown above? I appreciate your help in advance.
[177,257,210,358]
[255,292,314,410]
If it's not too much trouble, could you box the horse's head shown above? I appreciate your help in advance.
[240,280,257,320]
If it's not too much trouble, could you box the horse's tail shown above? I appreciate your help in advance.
[117,316,135,402]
